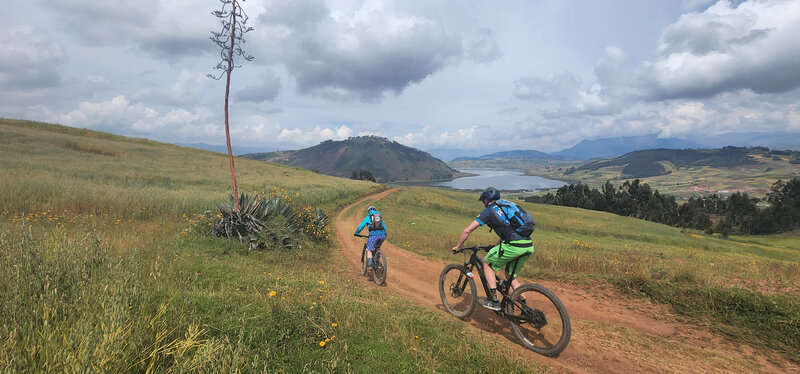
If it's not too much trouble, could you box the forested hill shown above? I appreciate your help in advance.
[570,146,800,178]
[242,136,463,182]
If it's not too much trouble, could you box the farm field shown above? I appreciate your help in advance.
[451,154,800,199]
[2,119,799,372]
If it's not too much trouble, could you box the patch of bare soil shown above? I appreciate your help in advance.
[334,189,797,373]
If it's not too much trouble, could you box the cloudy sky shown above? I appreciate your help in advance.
[2,0,799,154]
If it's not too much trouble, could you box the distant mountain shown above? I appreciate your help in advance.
[452,149,572,162]
[242,136,462,182]
[425,148,488,162]
[552,135,703,160]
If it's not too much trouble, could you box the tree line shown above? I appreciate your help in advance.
[351,169,376,182]
[525,178,800,236]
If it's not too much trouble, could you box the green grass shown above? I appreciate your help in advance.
[4,118,800,369]
[616,278,800,361]
[0,119,539,372]
[371,187,800,362]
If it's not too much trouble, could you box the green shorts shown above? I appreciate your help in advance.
[484,240,534,277]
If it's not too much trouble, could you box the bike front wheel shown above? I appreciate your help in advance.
[507,283,571,357]
[373,250,387,286]
[439,264,477,319]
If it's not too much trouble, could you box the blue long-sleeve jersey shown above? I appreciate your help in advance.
[354,211,387,236]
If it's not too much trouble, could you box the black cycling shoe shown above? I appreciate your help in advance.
[478,298,501,311]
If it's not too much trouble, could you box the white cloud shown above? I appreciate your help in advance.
[132,70,213,107]
[640,0,800,99]
[58,96,158,132]
[277,125,354,147]
[394,125,482,150]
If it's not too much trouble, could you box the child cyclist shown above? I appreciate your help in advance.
[354,206,387,269]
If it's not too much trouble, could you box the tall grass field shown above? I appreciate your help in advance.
[2,118,799,371]
[0,119,536,372]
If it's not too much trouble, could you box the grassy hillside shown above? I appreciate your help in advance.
[243,136,465,183]
[359,187,800,361]
[3,118,799,370]
[0,119,534,372]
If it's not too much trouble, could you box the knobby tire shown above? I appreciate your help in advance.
[507,283,571,357]
[439,264,477,319]
[373,250,387,286]
[360,245,367,276]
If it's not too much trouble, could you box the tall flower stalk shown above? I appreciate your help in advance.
[209,0,254,211]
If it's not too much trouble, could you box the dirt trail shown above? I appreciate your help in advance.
[335,189,796,373]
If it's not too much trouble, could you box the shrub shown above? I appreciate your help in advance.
[210,190,330,251]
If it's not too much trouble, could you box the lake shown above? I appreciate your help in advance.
[425,168,567,191]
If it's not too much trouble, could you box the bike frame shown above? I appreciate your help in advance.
[457,246,531,323]
[355,234,382,252]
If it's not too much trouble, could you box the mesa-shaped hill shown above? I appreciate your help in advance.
[242,136,463,182]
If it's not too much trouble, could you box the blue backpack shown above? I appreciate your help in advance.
[490,199,535,237]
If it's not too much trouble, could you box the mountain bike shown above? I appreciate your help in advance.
[356,234,387,286]
[439,245,571,357]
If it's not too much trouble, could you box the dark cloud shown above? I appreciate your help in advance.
[256,0,492,102]
[43,0,212,59]
[0,28,66,90]
[234,70,282,103]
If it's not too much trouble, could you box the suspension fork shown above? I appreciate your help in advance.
[454,261,475,295]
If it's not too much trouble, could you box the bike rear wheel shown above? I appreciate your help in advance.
[373,250,387,285]
[360,245,367,276]
[507,283,571,357]
[438,264,477,319]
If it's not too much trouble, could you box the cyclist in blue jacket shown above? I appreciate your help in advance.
[452,188,534,311]
[354,206,387,269]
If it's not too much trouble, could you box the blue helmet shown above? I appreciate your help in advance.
[367,206,377,213]
[478,187,500,202]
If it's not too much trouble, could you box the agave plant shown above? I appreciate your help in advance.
[211,191,324,251]
[211,192,266,244]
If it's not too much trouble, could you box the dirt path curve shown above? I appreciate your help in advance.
[335,188,794,373]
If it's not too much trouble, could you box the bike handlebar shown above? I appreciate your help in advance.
[354,234,369,238]
[452,245,494,254]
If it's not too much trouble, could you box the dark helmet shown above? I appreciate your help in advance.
[478,187,500,202]
[367,206,377,213]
